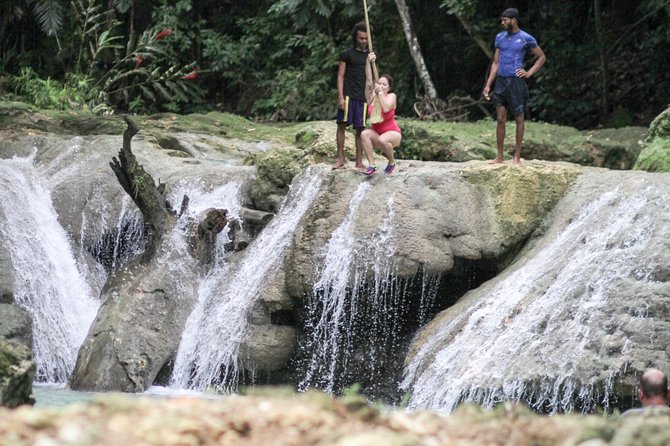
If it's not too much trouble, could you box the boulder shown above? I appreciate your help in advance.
[404,169,670,413]
[0,339,35,408]
[0,304,32,349]
[248,146,306,212]
[634,106,670,172]
[286,160,581,295]
[69,250,199,392]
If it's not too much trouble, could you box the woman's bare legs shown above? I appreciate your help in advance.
[361,129,377,169]
[361,129,401,173]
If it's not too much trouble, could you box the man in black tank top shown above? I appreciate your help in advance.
[334,21,370,170]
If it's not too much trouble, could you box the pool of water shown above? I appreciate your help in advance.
[33,384,216,407]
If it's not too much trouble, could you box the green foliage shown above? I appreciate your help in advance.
[93,27,204,113]
[71,0,123,75]
[253,33,339,121]
[12,67,103,111]
[27,0,66,37]
[4,0,670,126]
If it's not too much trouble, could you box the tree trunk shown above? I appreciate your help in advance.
[594,0,610,120]
[109,115,168,262]
[394,0,439,101]
[456,16,492,59]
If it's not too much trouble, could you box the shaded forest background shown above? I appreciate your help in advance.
[1,0,669,129]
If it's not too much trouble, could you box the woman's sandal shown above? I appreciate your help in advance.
[384,161,396,174]
[364,165,377,175]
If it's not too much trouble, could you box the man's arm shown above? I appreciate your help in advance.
[337,61,346,110]
[517,46,546,78]
[483,48,500,100]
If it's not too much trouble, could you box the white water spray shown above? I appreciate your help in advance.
[298,187,441,395]
[403,186,660,413]
[171,166,327,391]
[0,155,99,383]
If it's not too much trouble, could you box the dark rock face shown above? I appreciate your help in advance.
[0,339,35,408]
[0,304,32,349]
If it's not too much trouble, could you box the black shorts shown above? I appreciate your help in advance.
[493,76,529,117]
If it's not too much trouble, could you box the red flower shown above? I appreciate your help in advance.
[182,71,198,81]
[154,29,172,40]
[135,55,143,67]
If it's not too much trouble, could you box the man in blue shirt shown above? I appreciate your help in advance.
[483,8,546,164]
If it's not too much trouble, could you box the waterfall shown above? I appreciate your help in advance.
[0,155,99,383]
[171,166,327,391]
[403,184,661,414]
[298,184,441,397]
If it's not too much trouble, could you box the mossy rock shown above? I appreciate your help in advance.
[249,147,307,212]
[462,162,581,245]
[0,339,35,408]
[634,106,670,172]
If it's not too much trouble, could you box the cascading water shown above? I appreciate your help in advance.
[402,184,662,414]
[170,166,328,391]
[86,198,145,272]
[298,184,441,398]
[0,154,99,383]
[165,179,244,267]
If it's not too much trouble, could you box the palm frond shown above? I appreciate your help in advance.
[31,0,65,36]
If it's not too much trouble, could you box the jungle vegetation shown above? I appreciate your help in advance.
[1,0,668,129]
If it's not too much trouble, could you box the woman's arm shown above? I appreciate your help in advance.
[365,52,376,105]
[377,92,396,113]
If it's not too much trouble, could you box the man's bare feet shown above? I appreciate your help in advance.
[354,163,366,169]
[512,157,522,165]
[489,157,504,164]
[331,161,346,170]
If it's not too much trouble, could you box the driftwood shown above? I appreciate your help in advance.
[107,116,265,267]
[109,115,167,262]
[413,94,492,121]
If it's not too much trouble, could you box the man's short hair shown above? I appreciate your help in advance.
[640,369,669,398]
[501,8,519,20]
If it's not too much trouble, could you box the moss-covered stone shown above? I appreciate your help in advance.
[249,147,307,212]
[0,100,648,169]
[0,339,35,408]
[461,162,581,247]
[634,106,670,172]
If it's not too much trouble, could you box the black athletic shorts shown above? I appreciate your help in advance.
[493,76,529,117]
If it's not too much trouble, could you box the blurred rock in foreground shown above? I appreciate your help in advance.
[2,389,670,445]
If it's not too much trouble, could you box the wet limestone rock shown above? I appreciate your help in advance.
[404,169,670,413]
[69,250,199,392]
[0,243,33,352]
[634,105,670,172]
[0,242,13,304]
[286,160,581,296]
[0,339,35,408]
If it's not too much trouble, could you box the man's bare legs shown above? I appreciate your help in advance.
[513,113,525,164]
[492,106,525,164]
[334,123,365,169]
[333,122,347,169]
[354,128,365,169]
[491,105,507,164]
